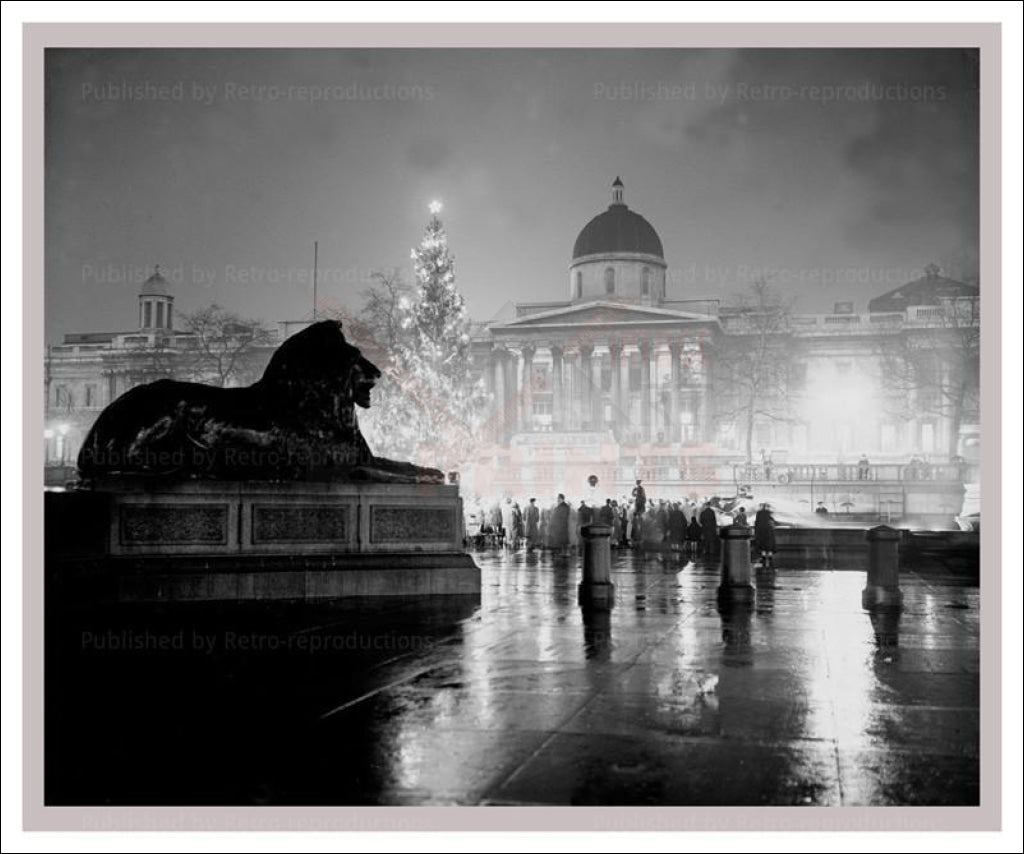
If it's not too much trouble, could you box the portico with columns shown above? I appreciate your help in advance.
[469,178,721,497]
[480,318,716,445]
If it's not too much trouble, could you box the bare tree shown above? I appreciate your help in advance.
[123,335,181,385]
[877,296,979,459]
[179,304,274,387]
[358,269,413,358]
[711,278,796,464]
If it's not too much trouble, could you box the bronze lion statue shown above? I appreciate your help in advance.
[77,320,444,484]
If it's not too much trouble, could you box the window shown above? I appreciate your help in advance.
[604,267,615,294]
[143,301,152,328]
[921,422,936,453]
[85,384,97,408]
[55,385,73,411]
[574,271,582,299]
[156,302,164,329]
[641,267,651,295]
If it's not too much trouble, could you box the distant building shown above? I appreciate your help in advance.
[43,267,279,475]
[463,178,979,500]
[868,263,979,313]
[45,180,980,509]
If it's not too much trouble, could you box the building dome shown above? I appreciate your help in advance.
[572,178,664,261]
[568,178,668,304]
[138,265,174,330]
[141,265,170,296]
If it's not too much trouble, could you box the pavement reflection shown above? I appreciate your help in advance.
[46,546,979,805]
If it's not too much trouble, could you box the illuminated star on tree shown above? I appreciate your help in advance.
[428,200,443,215]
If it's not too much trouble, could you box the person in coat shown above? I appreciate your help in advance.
[686,513,703,558]
[753,503,777,568]
[699,502,719,557]
[524,498,540,552]
[550,494,571,555]
[667,502,687,552]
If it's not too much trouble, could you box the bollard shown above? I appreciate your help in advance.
[862,525,903,610]
[718,524,755,605]
[581,604,613,661]
[578,523,614,608]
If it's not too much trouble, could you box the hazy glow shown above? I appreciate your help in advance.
[429,200,444,215]
[799,363,881,456]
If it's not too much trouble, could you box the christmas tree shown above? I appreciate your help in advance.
[409,201,470,374]
[358,201,489,472]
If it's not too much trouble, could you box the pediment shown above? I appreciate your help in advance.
[492,300,713,330]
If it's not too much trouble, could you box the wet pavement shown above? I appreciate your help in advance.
[46,547,979,805]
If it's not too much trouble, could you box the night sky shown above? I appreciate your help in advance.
[44,48,979,342]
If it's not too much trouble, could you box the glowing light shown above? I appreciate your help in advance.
[428,200,443,215]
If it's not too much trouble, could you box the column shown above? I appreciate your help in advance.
[521,344,535,433]
[591,346,604,428]
[493,347,506,442]
[698,340,710,444]
[483,347,496,397]
[640,341,652,441]
[579,344,593,431]
[609,343,622,438]
[621,347,632,439]
[505,348,520,435]
[669,342,682,444]
[551,345,564,431]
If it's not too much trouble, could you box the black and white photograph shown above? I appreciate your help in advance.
[19,16,1011,835]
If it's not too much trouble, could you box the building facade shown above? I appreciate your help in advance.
[464,179,979,506]
[46,180,980,515]
[43,267,280,479]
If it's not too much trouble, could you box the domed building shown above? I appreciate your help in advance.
[469,177,722,496]
[466,177,978,503]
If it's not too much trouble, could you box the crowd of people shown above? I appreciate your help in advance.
[465,479,777,566]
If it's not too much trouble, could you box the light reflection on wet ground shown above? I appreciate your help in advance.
[46,548,979,805]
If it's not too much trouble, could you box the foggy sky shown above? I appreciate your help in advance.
[44,48,979,343]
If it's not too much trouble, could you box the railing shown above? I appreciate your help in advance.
[733,462,967,484]
[722,308,975,336]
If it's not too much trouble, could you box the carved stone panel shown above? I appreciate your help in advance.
[251,504,351,544]
[120,504,229,545]
[369,505,457,545]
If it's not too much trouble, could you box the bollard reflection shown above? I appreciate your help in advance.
[868,608,901,659]
[580,604,613,662]
[550,553,574,609]
[716,599,754,662]
[754,569,776,617]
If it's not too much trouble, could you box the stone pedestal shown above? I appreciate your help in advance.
[862,524,903,610]
[718,524,755,605]
[47,478,480,602]
[578,523,614,608]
